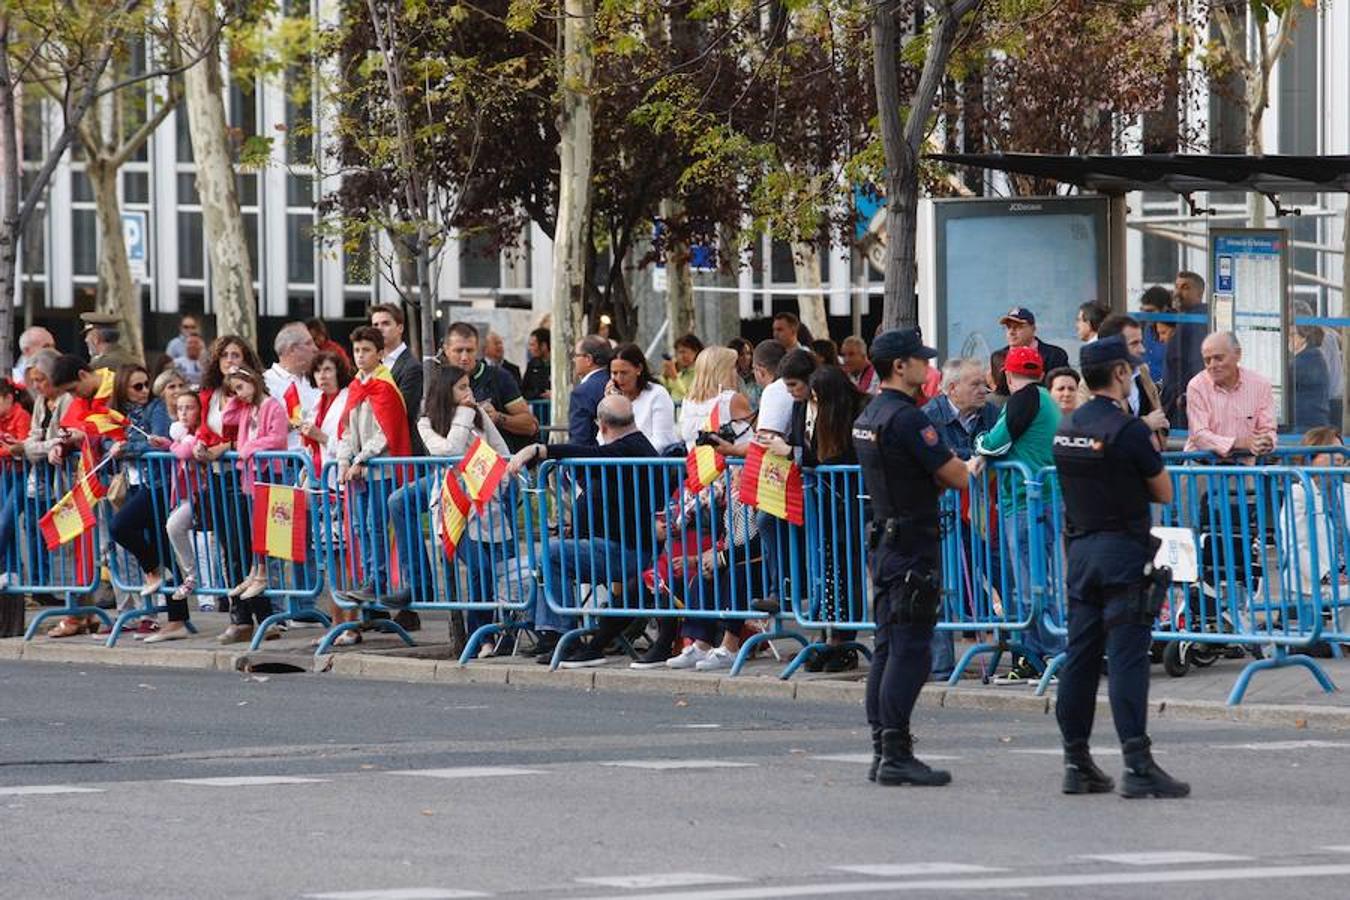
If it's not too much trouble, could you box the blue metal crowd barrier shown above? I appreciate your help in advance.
[533,456,806,672]
[0,455,110,639]
[320,456,540,659]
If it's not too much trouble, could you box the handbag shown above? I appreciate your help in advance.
[106,471,129,510]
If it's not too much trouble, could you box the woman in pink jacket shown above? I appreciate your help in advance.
[218,366,289,644]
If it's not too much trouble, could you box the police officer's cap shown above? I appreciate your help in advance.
[79,311,119,334]
[872,328,936,360]
[1079,335,1141,368]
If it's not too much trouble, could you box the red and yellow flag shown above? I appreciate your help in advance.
[684,445,725,494]
[39,458,107,550]
[457,435,507,512]
[738,442,804,526]
[283,382,303,427]
[251,483,308,562]
[439,470,473,562]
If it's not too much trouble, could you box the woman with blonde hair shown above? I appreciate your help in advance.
[678,346,755,452]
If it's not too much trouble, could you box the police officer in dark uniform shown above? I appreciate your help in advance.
[1052,336,1189,799]
[853,329,968,786]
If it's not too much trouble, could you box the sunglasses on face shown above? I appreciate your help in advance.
[130,381,149,391]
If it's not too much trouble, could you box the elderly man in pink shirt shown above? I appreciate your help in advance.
[1183,332,1277,459]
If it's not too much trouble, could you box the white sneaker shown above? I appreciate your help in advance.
[695,647,734,672]
[666,644,709,670]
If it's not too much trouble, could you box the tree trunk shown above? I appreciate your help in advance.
[182,0,256,344]
[550,0,596,421]
[873,0,976,332]
[662,199,694,347]
[791,240,829,342]
[87,158,144,360]
[0,15,20,378]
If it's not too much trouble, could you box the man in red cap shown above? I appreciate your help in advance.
[970,344,1066,683]
[992,307,1069,396]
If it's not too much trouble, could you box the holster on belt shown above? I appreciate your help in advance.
[890,569,942,626]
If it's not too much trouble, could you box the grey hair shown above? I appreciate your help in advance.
[579,334,612,368]
[941,357,983,390]
[274,321,312,358]
[18,326,53,354]
[596,394,635,428]
[26,347,59,380]
[1206,331,1241,353]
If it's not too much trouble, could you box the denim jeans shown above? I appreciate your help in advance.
[388,474,435,600]
[536,537,646,634]
[352,476,393,593]
[1008,507,1065,662]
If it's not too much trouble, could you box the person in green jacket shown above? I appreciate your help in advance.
[661,333,703,403]
[969,345,1065,682]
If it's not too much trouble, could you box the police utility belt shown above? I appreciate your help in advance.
[867,516,940,552]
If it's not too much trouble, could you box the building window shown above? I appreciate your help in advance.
[178,211,205,279]
[177,173,200,205]
[287,214,316,284]
[124,171,150,204]
[460,233,501,289]
[72,210,98,276]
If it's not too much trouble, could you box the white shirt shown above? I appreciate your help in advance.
[599,383,677,451]
[383,343,408,370]
[263,362,321,451]
[756,379,793,435]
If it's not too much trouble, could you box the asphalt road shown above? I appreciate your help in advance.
[3,660,1350,900]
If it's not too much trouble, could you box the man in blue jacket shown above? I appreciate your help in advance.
[567,335,613,446]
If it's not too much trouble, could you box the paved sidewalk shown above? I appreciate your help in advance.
[3,610,1347,730]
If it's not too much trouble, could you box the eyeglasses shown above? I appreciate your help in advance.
[130,381,149,391]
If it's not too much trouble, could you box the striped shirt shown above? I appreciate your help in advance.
[1183,366,1276,458]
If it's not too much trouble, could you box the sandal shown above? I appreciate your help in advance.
[48,616,93,639]
[333,630,362,647]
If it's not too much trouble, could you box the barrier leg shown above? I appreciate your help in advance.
[249,604,332,651]
[778,639,874,680]
[106,604,160,648]
[732,620,807,677]
[461,621,527,666]
[1226,645,1338,706]
[548,625,595,671]
[23,599,112,641]
[367,617,416,646]
[1035,651,1067,697]
[314,620,363,655]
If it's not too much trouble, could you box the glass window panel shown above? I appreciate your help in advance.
[177,173,200,205]
[243,212,259,275]
[287,214,316,284]
[124,171,150,204]
[288,292,315,319]
[72,171,94,203]
[230,84,258,138]
[287,174,313,207]
[178,211,204,279]
[73,210,98,276]
[236,173,257,207]
[1142,232,1177,286]
[21,211,45,275]
[460,233,501,289]
[770,240,794,283]
[176,102,194,162]
[21,102,44,160]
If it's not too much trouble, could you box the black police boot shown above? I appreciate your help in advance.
[1120,736,1190,799]
[1062,741,1114,794]
[876,729,951,787]
[867,726,883,783]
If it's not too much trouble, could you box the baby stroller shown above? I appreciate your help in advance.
[1158,529,1264,677]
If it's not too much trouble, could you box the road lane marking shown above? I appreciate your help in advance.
[1080,852,1252,866]
[809,753,962,764]
[576,874,747,889]
[1009,748,1125,756]
[1212,740,1350,751]
[600,760,757,771]
[566,863,1350,900]
[385,767,544,779]
[1321,846,1350,853]
[0,785,105,796]
[168,776,328,787]
[833,864,1005,877]
[304,890,488,900]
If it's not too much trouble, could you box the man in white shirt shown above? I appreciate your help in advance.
[371,302,423,445]
[164,314,200,360]
[752,339,792,435]
[175,334,207,384]
[263,321,320,452]
[12,326,55,385]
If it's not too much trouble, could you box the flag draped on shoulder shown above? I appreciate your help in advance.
[683,404,726,494]
[251,483,308,562]
[738,442,804,526]
[341,364,411,457]
[60,368,127,445]
[457,435,507,512]
[39,453,107,550]
[439,470,472,562]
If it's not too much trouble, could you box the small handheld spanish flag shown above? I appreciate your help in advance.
[38,468,105,550]
[439,470,472,562]
[738,442,804,526]
[251,483,308,562]
[457,435,507,512]
[683,404,726,493]
[283,382,303,427]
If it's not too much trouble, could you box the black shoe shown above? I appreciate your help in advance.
[1120,736,1190,799]
[378,589,413,610]
[531,632,559,663]
[824,647,859,673]
[393,610,420,632]
[876,729,951,787]
[867,726,883,783]
[558,644,608,669]
[1062,741,1115,795]
[805,646,832,673]
[992,656,1042,685]
[629,643,673,669]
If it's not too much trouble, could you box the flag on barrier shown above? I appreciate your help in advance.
[439,470,472,562]
[39,455,107,550]
[251,483,308,562]
[458,436,507,512]
[739,443,804,525]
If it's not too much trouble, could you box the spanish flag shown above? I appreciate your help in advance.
[341,364,412,478]
[738,442,804,526]
[683,404,725,493]
[457,435,507,512]
[39,460,106,550]
[439,470,472,562]
[251,483,308,562]
[283,382,303,427]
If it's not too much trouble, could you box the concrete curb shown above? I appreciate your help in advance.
[4,638,1346,730]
